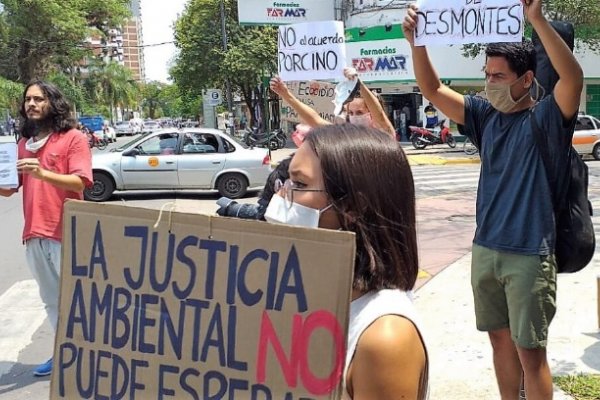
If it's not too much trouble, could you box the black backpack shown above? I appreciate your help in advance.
[531,21,595,273]
[531,116,595,273]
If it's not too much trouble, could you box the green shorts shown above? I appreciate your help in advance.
[471,243,557,349]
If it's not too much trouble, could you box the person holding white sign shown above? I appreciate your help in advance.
[404,0,583,399]
[270,68,396,138]
[0,81,92,378]
[264,124,428,399]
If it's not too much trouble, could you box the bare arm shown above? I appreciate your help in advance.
[357,79,396,138]
[0,188,17,197]
[403,4,465,125]
[17,158,85,192]
[269,77,330,128]
[524,0,583,119]
[348,315,427,399]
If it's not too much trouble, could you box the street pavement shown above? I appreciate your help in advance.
[0,134,598,399]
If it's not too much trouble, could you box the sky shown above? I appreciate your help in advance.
[141,0,189,83]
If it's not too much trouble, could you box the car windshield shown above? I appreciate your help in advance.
[112,132,154,152]
[592,116,600,128]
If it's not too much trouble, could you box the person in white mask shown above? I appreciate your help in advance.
[0,81,92,378]
[270,68,396,139]
[403,0,583,398]
[265,124,428,399]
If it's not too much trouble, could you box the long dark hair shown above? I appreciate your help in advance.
[305,124,419,292]
[19,80,77,138]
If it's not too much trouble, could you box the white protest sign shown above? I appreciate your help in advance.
[0,143,18,189]
[414,0,523,46]
[278,21,346,81]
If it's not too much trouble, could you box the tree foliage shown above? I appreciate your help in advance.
[0,76,24,114]
[85,61,139,122]
[172,0,278,126]
[0,0,131,83]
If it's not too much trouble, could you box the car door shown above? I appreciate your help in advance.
[120,132,180,189]
[572,116,597,155]
[177,132,225,188]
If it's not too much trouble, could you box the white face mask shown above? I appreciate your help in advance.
[264,194,332,228]
[349,113,372,127]
[25,134,52,153]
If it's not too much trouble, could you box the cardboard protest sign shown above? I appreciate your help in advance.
[278,21,346,81]
[414,0,523,46]
[280,80,337,124]
[0,143,18,189]
[51,201,356,400]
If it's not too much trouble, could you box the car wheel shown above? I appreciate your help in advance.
[84,172,115,202]
[593,144,600,160]
[217,173,248,199]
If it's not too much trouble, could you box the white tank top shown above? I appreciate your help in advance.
[341,289,428,399]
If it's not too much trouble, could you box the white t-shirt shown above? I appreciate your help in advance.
[341,289,429,399]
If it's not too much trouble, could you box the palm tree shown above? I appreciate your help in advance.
[84,61,139,122]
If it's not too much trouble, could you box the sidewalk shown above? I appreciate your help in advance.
[415,252,600,399]
[269,144,480,166]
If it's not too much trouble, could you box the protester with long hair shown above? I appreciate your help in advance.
[0,81,92,377]
[264,124,428,399]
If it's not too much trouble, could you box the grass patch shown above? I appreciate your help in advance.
[554,374,600,400]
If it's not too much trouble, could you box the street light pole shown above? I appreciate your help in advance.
[220,0,235,136]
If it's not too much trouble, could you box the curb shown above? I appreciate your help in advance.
[408,155,480,166]
[271,156,480,168]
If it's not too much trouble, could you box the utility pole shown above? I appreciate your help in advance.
[220,0,235,136]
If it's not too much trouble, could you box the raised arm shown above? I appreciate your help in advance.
[524,0,583,119]
[269,77,330,128]
[403,4,465,125]
[345,68,396,138]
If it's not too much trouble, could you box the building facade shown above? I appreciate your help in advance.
[123,0,145,82]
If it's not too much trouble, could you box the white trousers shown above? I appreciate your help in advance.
[25,238,62,332]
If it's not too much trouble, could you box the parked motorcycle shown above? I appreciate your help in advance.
[88,132,108,150]
[409,119,456,149]
[272,128,287,149]
[243,127,280,150]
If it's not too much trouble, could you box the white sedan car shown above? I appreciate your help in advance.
[84,128,272,201]
[572,114,600,159]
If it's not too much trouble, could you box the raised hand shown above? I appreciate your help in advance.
[269,77,290,99]
[521,0,543,23]
[402,4,419,47]
[343,67,358,81]
[17,158,45,180]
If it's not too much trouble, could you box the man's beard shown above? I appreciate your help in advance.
[22,115,53,139]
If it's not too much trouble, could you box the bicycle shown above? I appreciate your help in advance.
[463,137,479,155]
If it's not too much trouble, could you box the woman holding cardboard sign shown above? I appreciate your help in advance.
[264,124,428,399]
[270,68,396,139]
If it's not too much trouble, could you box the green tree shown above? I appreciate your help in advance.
[85,61,139,123]
[172,0,277,127]
[141,81,165,119]
[46,71,88,115]
[0,76,23,115]
[0,0,131,83]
